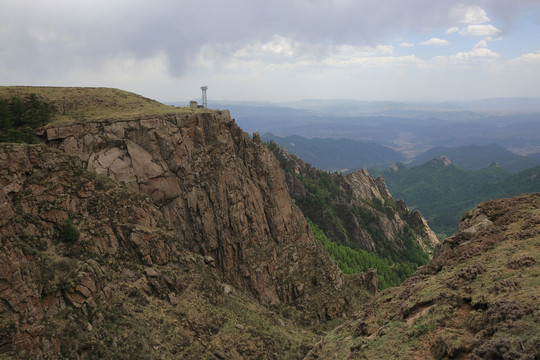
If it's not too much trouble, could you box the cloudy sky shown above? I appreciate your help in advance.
[2,0,540,103]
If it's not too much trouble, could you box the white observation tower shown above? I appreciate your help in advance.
[200,86,208,108]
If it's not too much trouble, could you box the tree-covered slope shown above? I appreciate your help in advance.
[409,144,540,172]
[262,133,404,172]
[266,141,438,289]
[372,157,540,237]
[0,93,52,143]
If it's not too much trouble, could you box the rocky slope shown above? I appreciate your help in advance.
[305,193,540,359]
[41,110,347,308]
[0,143,374,359]
[0,88,380,358]
[267,143,439,258]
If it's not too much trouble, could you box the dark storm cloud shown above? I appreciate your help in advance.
[1,0,539,80]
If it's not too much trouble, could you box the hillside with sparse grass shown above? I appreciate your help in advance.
[306,193,540,359]
[0,86,204,125]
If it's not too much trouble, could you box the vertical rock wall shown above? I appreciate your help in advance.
[43,111,344,305]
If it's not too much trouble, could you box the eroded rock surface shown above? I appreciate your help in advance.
[0,142,363,358]
[43,112,345,305]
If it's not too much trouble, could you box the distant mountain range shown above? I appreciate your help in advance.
[176,99,540,159]
[370,158,540,237]
[408,144,540,172]
[261,133,404,172]
[259,133,540,173]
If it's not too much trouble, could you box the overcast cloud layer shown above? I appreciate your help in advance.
[1,0,540,102]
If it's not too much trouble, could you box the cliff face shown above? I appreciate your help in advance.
[341,169,439,254]
[0,144,171,357]
[1,140,371,359]
[268,144,439,257]
[42,111,344,306]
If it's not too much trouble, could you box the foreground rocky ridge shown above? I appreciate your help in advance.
[0,143,374,358]
[305,193,540,359]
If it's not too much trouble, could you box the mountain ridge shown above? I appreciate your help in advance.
[409,144,540,172]
[372,158,540,237]
[2,86,539,359]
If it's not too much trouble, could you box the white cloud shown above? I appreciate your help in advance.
[420,38,449,46]
[445,26,460,35]
[27,26,72,43]
[450,4,490,25]
[474,40,488,49]
[507,50,540,66]
[196,35,427,74]
[399,42,415,47]
[459,24,501,37]
[430,46,500,67]
[226,35,397,66]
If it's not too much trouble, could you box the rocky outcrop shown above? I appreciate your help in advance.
[0,144,172,357]
[42,111,344,307]
[0,89,377,359]
[0,142,368,359]
[435,155,452,167]
[341,169,438,254]
[268,144,439,256]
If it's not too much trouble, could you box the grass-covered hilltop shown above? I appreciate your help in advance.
[1,86,538,359]
[0,86,207,128]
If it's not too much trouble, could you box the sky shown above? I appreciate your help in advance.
[1,0,540,103]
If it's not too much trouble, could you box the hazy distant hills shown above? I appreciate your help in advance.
[261,133,404,172]
[371,158,540,237]
[528,152,540,161]
[194,99,540,159]
[409,144,540,172]
[259,133,540,174]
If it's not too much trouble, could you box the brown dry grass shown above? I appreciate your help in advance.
[0,86,209,124]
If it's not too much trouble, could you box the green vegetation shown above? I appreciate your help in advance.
[58,218,79,243]
[371,158,540,237]
[309,220,419,290]
[266,140,430,289]
[0,93,52,143]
